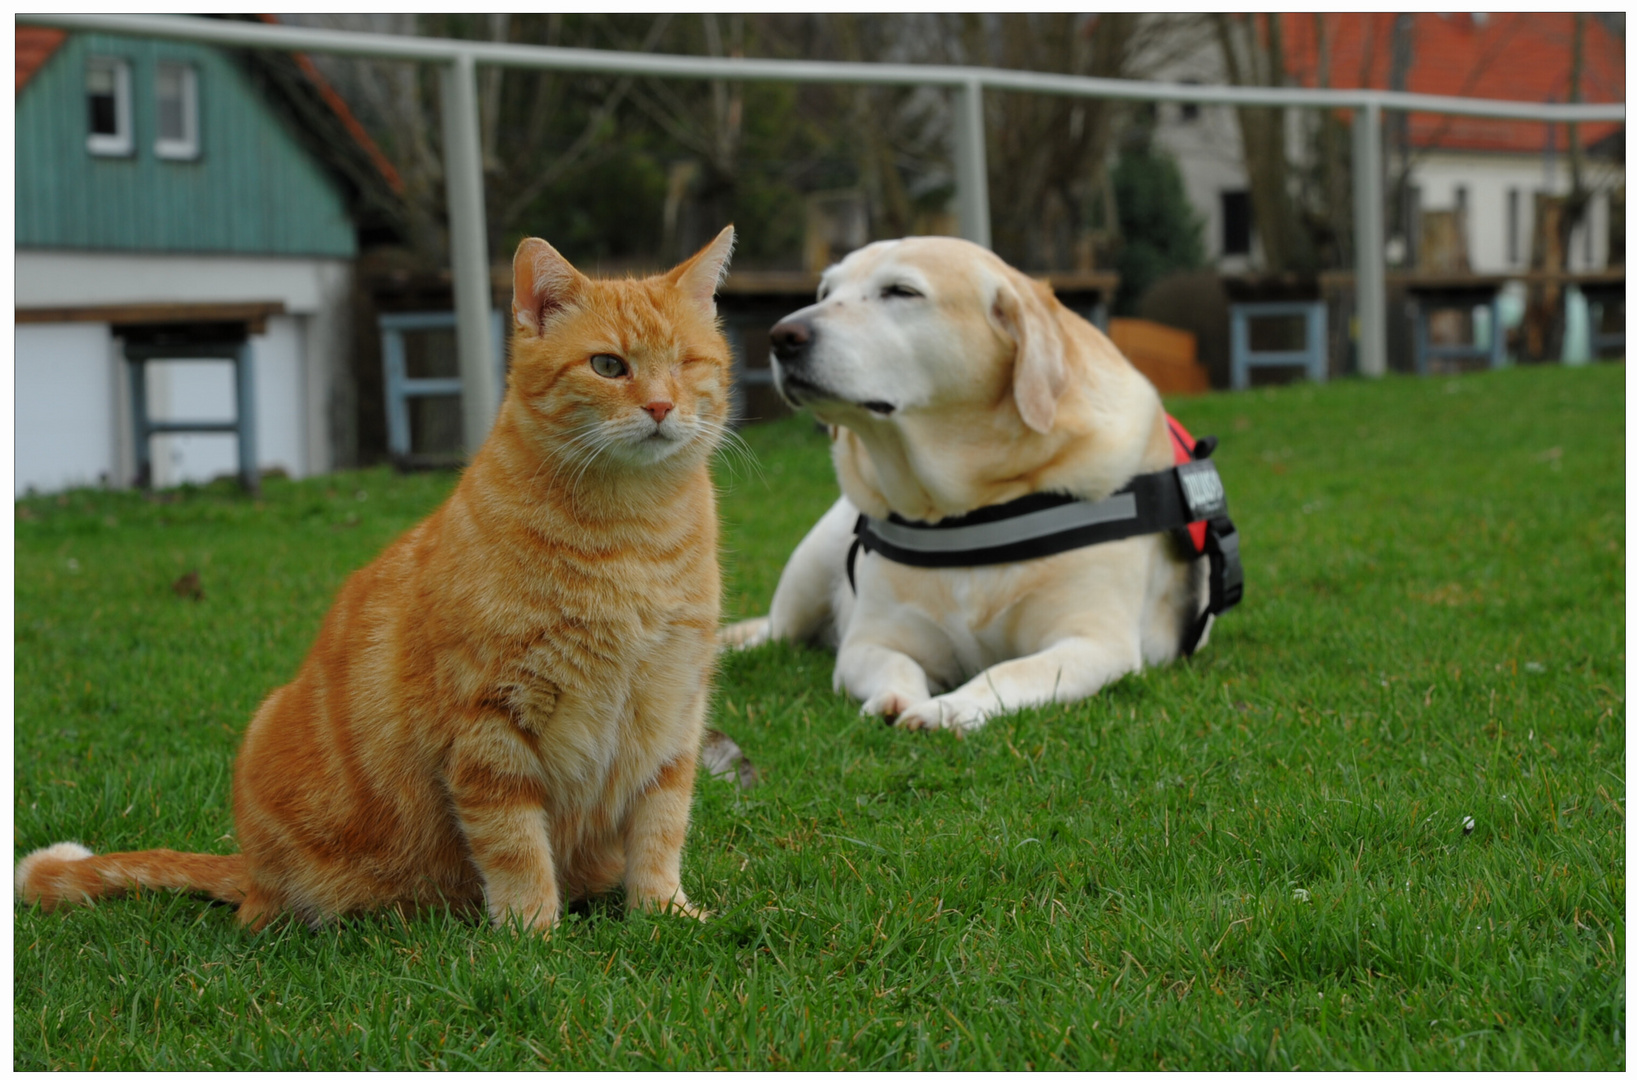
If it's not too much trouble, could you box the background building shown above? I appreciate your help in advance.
[14,27,393,496]
[1154,13,1624,276]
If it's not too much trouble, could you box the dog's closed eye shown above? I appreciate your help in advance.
[881,284,923,299]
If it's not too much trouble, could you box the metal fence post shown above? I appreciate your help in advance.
[952,79,991,249]
[439,52,499,454]
[1352,99,1387,378]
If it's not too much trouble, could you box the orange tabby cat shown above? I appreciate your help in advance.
[16,227,737,932]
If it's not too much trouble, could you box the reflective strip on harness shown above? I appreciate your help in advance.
[863,492,1137,556]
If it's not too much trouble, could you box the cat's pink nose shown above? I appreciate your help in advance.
[644,401,674,423]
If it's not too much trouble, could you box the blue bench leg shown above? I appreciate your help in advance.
[1308,303,1328,383]
[1230,309,1248,390]
[129,358,151,489]
[235,344,259,494]
[1413,301,1430,376]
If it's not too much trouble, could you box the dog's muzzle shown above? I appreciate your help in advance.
[769,317,829,408]
[768,317,895,415]
[769,317,814,365]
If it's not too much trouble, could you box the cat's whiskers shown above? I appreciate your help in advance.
[697,418,763,487]
[525,421,613,507]
[540,423,615,492]
[565,427,620,502]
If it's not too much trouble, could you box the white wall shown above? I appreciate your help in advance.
[14,252,352,495]
[14,251,350,312]
[1413,151,1612,273]
[256,315,308,481]
[1154,101,1253,268]
[1143,31,1624,279]
[15,323,122,497]
[1151,105,1622,277]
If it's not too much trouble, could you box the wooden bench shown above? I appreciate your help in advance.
[1400,273,1510,374]
[376,310,507,463]
[1222,276,1328,389]
[1569,271,1626,359]
[1319,269,1626,371]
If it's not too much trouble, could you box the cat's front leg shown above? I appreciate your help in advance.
[622,753,706,920]
[446,724,560,932]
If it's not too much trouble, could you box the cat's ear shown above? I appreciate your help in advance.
[667,225,736,319]
[513,238,588,336]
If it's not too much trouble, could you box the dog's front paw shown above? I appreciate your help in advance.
[895,694,990,735]
[719,616,771,652]
[861,689,929,722]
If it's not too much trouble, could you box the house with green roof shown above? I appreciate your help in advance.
[15,26,395,494]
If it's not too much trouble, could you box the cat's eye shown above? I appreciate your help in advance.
[882,283,922,299]
[589,353,628,378]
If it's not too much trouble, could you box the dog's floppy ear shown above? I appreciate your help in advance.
[667,224,736,319]
[513,237,589,336]
[991,275,1068,434]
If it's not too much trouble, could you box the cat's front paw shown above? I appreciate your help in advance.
[493,898,561,936]
[670,900,710,922]
[894,694,989,735]
[630,893,709,922]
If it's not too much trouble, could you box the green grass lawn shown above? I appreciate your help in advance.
[14,364,1624,1069]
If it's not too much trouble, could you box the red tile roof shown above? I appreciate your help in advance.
[255,14,403,194]
[16,27,66,93]
[1277,13,1624,154]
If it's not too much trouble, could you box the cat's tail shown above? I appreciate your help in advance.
[15,841,248,910]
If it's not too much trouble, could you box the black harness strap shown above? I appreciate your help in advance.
[844,443,1242,657]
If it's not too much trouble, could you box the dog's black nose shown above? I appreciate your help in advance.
[769,318,814,363]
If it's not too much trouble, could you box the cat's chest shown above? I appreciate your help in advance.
[502,595,710,735]
[469,510,717,752]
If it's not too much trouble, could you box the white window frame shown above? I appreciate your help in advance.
[154,61,200,161]
[86,56,133,157]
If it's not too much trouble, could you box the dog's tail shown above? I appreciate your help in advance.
[15,841,248,910]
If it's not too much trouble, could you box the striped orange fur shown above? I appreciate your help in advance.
[16,227,738,932]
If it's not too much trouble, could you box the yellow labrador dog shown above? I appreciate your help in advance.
[725,237,1238,733]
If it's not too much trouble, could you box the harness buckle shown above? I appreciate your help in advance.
[1176,459,1228,520]
[1204,520,1243,614]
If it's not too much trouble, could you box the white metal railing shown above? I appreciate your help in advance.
[19,13,1625,451]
